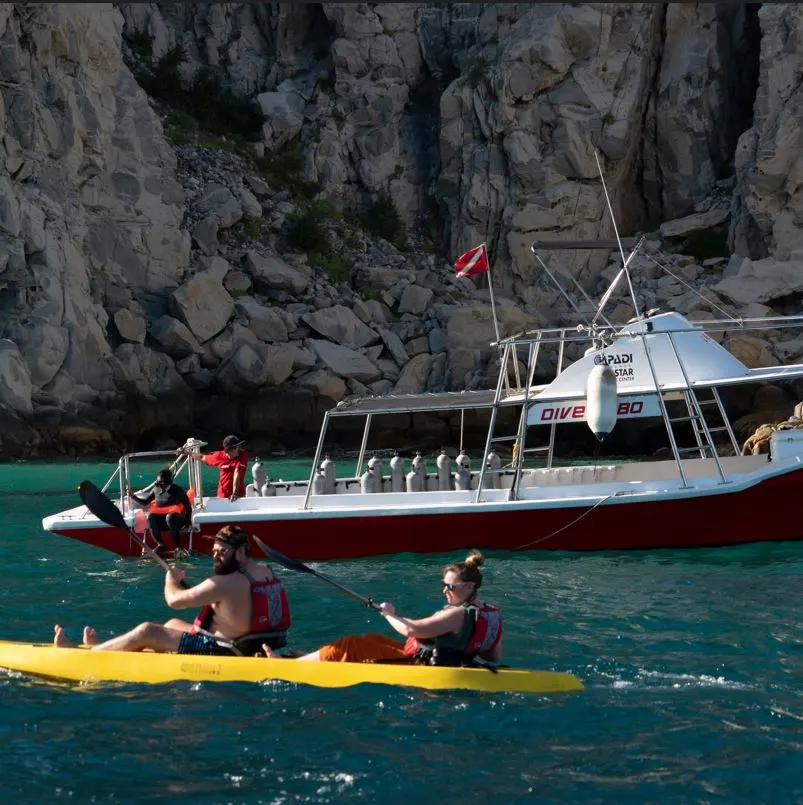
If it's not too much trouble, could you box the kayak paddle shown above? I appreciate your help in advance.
[251,535,381,612]
[78,480,186,583]
[77,480,240,652]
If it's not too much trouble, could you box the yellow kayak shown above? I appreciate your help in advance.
[0,640,583,694]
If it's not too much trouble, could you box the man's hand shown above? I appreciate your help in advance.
[167,568,185,586]
[379,602,396,617]
[229,494,239,502]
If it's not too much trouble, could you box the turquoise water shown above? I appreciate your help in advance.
[2,460,803,803]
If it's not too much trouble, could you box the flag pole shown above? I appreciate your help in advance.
[483,243,502,345]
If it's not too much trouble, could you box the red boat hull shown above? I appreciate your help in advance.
[47,469,803,560]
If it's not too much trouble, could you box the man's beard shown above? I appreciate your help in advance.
[213,553,240,575]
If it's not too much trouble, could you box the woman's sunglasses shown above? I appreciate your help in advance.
[442,581,466,591]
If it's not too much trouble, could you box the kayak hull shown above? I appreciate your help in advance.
[0,641,583,694]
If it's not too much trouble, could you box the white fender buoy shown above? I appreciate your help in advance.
[321,456,336,495]
[260,482,276,497]
[389,454,404,493]
[586,363,618,441]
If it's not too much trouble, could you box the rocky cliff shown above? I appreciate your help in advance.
[1,3,801,459]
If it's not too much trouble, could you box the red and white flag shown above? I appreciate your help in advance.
[453,243,489,278]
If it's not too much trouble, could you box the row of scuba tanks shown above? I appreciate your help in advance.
[244,451,504,497]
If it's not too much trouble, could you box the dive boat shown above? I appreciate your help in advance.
[41,174,803,560]
[41,310,803,560]
[0,641,583,694]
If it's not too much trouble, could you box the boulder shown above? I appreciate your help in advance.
[235,299,289,342]
[379,327,409,366]
[398,285,434,315]
[149,316,203,359]
[0,339,32,414]
[297,370,347,403]
[195,184,243,229]
[170,271,235,343]
[4,320,69,388]
[302,305,379,349]
[308,339,382,382]
[244,250,310,294]
[393,354,433,394]
[216,342,295,391]
[714,257,803,306]
[114,309,146,344]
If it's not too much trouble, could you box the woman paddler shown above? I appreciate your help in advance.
[263,551,502,665]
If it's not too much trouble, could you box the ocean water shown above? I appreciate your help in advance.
[1,459,803,803]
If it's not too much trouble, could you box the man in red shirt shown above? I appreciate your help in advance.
[190,435,249,500]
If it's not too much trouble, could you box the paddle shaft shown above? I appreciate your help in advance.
[250,535,381,612]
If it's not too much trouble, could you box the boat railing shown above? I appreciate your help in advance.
[99,448,207,523]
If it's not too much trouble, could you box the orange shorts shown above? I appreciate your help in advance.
[318,632,406,663]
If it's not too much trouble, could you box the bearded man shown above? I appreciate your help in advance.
[53,526,291,656]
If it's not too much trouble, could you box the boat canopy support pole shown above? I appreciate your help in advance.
[666,333,728,484]
[475,343,511,503]
[508,341,537,501]
[637,330,690,488]
[546,330,567,469]
[303,411,331,510]
[355,414,373,478]
[712,387,740,455]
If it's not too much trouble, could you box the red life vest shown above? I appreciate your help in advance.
[193,566,291,636]
[402,602,503,660]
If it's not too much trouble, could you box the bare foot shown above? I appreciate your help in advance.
[262,644,280,658]
[54,624,66,647]
[82,626,98,646]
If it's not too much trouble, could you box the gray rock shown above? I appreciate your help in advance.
[235,299,288,342]
[428,328,447,354]
[196,184,243,229]
[114,309,146,344]
[398,284,434,315]
[223,269,252,297]
[169,271,235,343]
[149,315,203,358]
[239,188,263,221]
[302,305,379,349]
[192,216,219,256]
[393,354,434,395]
[379,327,409,366]
[244,250,310,294]
[297,369,346,402]
[308,339,382,382]
[0,339,32,414]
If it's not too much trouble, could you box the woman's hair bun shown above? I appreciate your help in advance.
[464,551,485,568]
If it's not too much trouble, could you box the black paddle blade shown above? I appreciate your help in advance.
[251,536,314,576]
[78,480,128,531]
[78,479,189,587]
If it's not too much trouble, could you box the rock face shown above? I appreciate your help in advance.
[0,2,801,458]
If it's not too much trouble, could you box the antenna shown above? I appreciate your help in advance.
[593,149,644,329]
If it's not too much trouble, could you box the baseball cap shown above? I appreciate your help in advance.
[222,434,246,450]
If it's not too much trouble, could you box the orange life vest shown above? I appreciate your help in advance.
[150,487,195,516]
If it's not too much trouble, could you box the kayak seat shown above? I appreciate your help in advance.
[232,631,288,657]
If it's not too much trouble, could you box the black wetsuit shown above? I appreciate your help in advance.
[132,483,192,550]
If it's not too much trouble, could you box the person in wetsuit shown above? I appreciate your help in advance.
[132,468,192,553]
